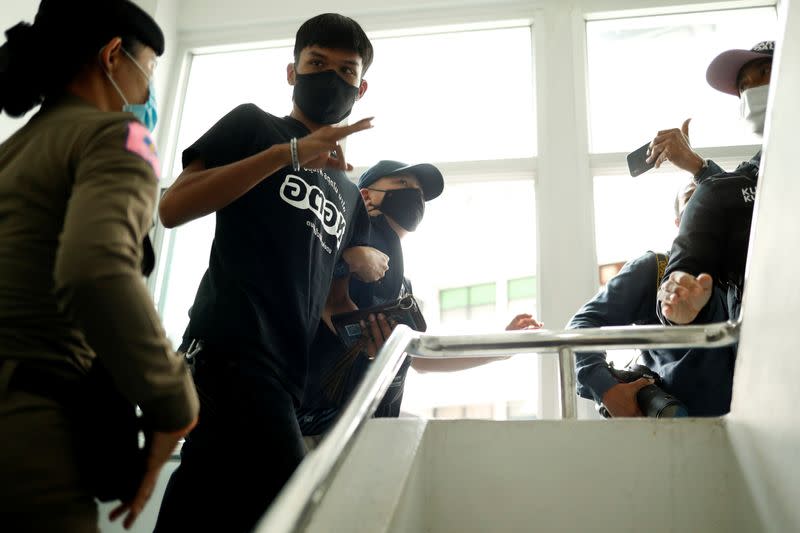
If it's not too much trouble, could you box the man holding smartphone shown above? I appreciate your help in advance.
[298,160,445,441]
[656,41,772,325]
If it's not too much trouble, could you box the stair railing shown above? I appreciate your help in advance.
[256,320,740,533]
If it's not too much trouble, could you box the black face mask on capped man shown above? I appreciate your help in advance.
[370,188,425,231]
[293,70,359,124]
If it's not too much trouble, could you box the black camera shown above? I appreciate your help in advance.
[598,364,688,418]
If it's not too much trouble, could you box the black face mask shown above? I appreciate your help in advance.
[371,188,425,231]
[293,70,359,125]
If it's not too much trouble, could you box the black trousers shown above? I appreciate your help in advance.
[154,351,305,533]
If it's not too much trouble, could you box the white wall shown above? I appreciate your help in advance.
[419,420,759,533]
[303,419,761,533]
[727,0,800,531]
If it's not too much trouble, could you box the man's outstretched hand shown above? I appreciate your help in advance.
[658,271,713,324]
[505,313,543,331]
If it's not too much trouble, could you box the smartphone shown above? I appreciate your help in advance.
[627,142,656,177]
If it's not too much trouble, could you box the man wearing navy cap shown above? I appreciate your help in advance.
[297,161,541,442]
[296,159,442,439]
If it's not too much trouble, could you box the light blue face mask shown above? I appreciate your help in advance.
[104,48,158,132]
[124,80,158,132]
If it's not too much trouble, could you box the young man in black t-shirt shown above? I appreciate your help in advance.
[154,14,384,533]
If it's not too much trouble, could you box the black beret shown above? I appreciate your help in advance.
[34,0,165,55]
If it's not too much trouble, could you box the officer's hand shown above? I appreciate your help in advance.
[658,271,714,324]
[505,313,543,331]
[342,245,389,283]
[646,118,705,174]
[296,117,373,171]
[108,419,197,529]
[601,379,652,417]
[362,313,396,359]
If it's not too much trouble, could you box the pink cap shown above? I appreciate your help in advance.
[706,41,774,96]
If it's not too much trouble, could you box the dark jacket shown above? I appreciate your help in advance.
[568,251,734,416]
[297,216,414,435]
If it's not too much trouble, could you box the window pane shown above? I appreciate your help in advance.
[507,399,537,420]
[507,297,537,319]
[593,171,690,267]
[346,26,536,165]
[469,303,497,321]
[172,46,294,178]
[403,178,536,333]
[158,214,216,348]
[400,178,538,420]
[441,308,469,324]
[599,261,626,286]
[469,283,497,306]
[586,7,777,153]
[173,25,535,178]
[402,355,540,420]
[433,405,464,419]
[508,276,536,300]
[440,287,469,310]
[464,403,494,419]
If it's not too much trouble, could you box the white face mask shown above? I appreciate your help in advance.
[739,84,769,136]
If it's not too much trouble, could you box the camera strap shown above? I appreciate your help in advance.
[651,251,669,293]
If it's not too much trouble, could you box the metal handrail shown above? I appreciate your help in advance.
[256,320,740,533]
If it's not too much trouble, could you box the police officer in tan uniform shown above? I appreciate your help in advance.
[0,1,198,531]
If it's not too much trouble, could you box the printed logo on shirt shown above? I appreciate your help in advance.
[280,173,346,250]
[125,122,160,179]
[741,187,756,203]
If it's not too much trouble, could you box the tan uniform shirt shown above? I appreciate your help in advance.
[0,95,198,431]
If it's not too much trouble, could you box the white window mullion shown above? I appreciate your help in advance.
[533,6,600,420]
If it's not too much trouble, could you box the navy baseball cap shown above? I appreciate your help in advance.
[706,41,774,96]
[358,160,444,201]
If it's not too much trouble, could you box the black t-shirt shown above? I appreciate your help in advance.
[182,104,371,401]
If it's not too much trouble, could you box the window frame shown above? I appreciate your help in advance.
[150,0,778,421]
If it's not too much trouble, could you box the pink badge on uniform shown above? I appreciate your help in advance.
[125,121,161,179]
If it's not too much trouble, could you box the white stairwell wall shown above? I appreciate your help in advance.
[306,418,760,533]
[725,0,800,531]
